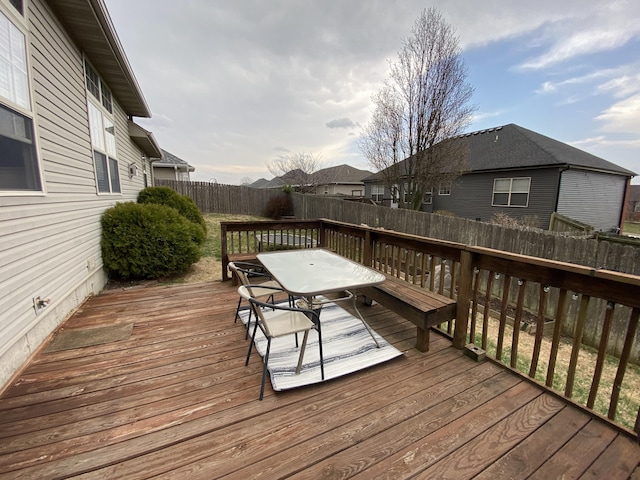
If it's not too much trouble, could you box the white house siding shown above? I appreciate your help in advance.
[0,1,148,389]
[557,169,627,231]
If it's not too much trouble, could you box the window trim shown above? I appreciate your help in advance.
[492,176,531,208]
[0,4,45,195]
[424,187,433,205]
[371,184,384,202]
[438,185,451,196]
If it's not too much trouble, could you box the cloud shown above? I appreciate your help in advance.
[326,118,359,129]
[596,94,640,134]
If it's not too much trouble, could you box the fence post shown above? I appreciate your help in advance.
[453,248,474,349]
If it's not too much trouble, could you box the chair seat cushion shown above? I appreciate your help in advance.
[261,310,315,337]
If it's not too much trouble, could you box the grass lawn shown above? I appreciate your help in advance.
[624,222,640,235]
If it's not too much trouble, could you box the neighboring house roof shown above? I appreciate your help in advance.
[629,185,640,203]
[250,165,373,189]
[152,149,195,172]
[249,178,272,188]
[48,0,151,118]
[365,123,636,181]
[315,164,373,184]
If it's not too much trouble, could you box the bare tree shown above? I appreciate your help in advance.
[359,7,475,210]
[267,152,331,193]
[239,176,253,186]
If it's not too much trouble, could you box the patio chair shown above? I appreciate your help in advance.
[239,285,324,400]
[229,261,287,338]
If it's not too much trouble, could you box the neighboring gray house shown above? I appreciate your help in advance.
[0,0,161,388]
[364,124,636,231]
[152,149,195,182]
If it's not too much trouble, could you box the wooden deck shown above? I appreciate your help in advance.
[1,281,639,479]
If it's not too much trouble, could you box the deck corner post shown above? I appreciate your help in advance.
[220,223,229,282]
[364,228,372,267]
[453,248,474,350]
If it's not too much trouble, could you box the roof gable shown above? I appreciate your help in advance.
[152,149,194,171]
[365,123,636,181]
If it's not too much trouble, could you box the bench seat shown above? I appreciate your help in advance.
[358,274,456,352]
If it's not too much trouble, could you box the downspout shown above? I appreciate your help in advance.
[618,177,632,234]
[551,166,570,230]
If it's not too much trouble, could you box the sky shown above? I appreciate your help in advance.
[104,0,640,185]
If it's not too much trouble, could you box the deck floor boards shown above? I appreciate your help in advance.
[0,281,639,479]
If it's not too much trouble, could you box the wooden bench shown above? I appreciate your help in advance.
[357,274,457,352]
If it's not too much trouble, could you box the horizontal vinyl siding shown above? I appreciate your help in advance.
[434,168,560,228]
[557,169,627,231]
[0,0,149,385]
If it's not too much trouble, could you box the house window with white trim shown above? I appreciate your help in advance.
[492,177,530,207]
[439,185,451,195]
[85,59,120,193]
[0,7,42,192]
[371,184,384,202]
[424,188,433,204]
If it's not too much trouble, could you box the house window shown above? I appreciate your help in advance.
[85,59,112,113]
[0,8,42,192]
[371,184,384,202]
[86,60,120,194]
[492,177,530,207]
[8,0,23,15]
[439,185,451,195]
[424,188,433,204]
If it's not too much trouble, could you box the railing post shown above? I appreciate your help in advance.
[363,227,372,267]
[220,222,229,282]
[319,220,327,248]
[453,248,474,350]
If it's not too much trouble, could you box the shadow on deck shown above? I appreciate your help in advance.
[1,281,639,479]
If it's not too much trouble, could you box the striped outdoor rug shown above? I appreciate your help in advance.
[239,298,404,391]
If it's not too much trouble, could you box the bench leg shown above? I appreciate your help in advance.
[416,327,430,352]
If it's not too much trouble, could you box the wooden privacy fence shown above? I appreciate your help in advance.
[221,218,640,437]
[160,180,640,277]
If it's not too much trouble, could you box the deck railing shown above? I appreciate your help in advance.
[221,218,640,438]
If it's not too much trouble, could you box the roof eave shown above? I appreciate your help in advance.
[48,0,152,118]
[128,121,162,158]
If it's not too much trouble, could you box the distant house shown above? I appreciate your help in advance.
[364,124,636,231]
[152,149,195,182]
[250,164,372,196]
[311,164,373,197]
[626,185,640,223]
[0,1,161,388]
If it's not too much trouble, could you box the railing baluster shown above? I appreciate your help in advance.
[496,274,511,361]
[565,294,591,398]
[587,301,615,409]
[546,289,568,388]
[469,268,480,345]
[511,279,527,369]
[529,284,549,379]
[481,271,494,351]
[608,307,639,420]
[420,252,428,288]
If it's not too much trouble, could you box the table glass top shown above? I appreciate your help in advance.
[257,248,385,296]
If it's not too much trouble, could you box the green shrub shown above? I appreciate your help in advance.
[101,202,202,280]
[137,186,206,244]
[263,192,294,219]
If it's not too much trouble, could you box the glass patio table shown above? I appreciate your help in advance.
[256,248,386,347]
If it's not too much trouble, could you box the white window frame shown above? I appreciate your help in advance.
[492,177,531,207]
[423,187,433,205]
[0,4,44,194]
[371,184,384,202]
[439,185,451,195]
[85,58,120,194]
